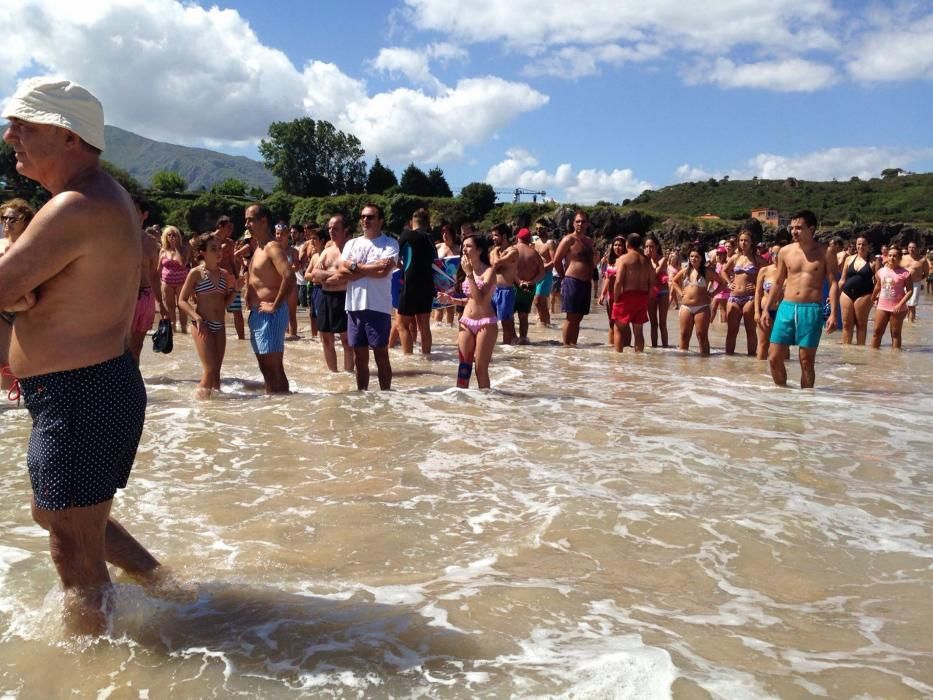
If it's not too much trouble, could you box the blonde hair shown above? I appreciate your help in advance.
[1,198,35,225]
[161,225,182,251]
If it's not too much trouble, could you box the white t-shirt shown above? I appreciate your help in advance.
[341,233,400,314]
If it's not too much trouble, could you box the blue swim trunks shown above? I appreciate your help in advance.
[492,286,516,321]
[770,301,823,348]
[249,304,288,354]
[535,273,554,296]
[21,352,146,511]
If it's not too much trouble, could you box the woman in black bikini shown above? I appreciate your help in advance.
[839,236,875,345]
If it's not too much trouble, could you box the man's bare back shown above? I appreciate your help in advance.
[616,250,654,295]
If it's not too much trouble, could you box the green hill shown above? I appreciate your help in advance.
[625,173,933,226]
[102,125,276,192]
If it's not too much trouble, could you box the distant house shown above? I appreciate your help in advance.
[751,208,789,228]
[698,213,721,220]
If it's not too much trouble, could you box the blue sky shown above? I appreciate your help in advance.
[2,0,931,202]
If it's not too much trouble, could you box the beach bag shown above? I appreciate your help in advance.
[152,319,173,354]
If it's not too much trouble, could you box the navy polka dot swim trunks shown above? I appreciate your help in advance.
[20,352,147,511]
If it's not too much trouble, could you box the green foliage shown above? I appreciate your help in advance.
[101,160,143,195]
[185,193,245,233]
[151,170,188,192]
[399,163,432,196]
[290,194,373,230]
[881,168,903,179]
[365,158,398,194]
[263,191,300,225]
[259,117,366,196]
[427,166,453,198]
[459,182,497,221]
[211,178,249,197]
[626,174,933,225]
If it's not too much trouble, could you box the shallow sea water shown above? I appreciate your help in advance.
[1,294,931,698]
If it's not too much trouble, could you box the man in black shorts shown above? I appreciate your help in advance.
[309,213,354,372]
[0,78,163,634]
[396,208,437,354]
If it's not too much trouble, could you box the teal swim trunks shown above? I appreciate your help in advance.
[770,301,823,348]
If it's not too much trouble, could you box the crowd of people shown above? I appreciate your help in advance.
[0,78,930,636]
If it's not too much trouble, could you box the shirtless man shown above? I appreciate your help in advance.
[275,222,301,340]
[490,224,520,344]
[532,219,557,326]
[244,203,294,393]
[514,228,545,344]
[760,209,838,389]
[214,215,245,340]
[0,78,163,634]
[308,214,354,373]
[612,233,655,353]
[128,194,167,364]
[553,210,596,346]
[901,242,929,323]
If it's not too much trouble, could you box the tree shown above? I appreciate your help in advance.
[427,166,453,198]
[400,163,432,196]
[881,168,904,179]
[101,160,143,195]
[0,141,46,206]
[459,182,496,220]
[211,178,249,197]
[151,170,188,192]
[366,158,398,194]
[259,117,366,196]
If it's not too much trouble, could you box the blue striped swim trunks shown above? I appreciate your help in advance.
[248,304,288,354]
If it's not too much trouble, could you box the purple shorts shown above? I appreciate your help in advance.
[347,309,391,348]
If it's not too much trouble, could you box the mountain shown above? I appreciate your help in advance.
[102,125,277,192]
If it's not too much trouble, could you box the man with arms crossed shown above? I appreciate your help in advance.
[331,204,398,390]
[490,223,519,344]
[245,203,294,393]
[612,233,655,353]
[128,194,167,364]
[761,210,838,388]
[308,213,354,373]
[901,241,929,323]
[532,219,557,327]
[553,210,596,346]
[0,78,163,634]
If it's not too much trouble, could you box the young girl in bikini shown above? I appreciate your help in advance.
[437,234,497,389]
[178,234,236,398]
[871,246,912,350]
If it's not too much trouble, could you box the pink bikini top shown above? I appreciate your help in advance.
[461,275,487,296]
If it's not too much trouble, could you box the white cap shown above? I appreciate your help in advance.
[2,77,105,152]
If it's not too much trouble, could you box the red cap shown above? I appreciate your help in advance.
[517,227,532,241]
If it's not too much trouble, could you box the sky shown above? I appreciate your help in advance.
[1,0,931,203]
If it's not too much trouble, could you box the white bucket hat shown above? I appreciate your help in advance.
[2,77,105,152]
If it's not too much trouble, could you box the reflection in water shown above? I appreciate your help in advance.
[0,306,931,698]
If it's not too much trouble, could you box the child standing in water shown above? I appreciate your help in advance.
[179,234,236,397]
[871,246,912,350]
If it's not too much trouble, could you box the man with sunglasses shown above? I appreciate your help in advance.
[330,204,398,390]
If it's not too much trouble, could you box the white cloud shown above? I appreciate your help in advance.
[486,149,653,203]
[847,13,933,81]
[369,43,467,92]
[676,146,933,182]
[686,57,838,92]
[404,0,844,88]
[0,0,546,165]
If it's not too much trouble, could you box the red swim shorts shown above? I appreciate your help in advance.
[612,290,649,325]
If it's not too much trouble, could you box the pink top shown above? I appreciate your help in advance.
[877,266,911,312]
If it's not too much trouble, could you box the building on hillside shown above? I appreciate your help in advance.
[751,207,789,228]
[697,213,721,220]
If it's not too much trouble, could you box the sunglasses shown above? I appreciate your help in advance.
[1,215,23,224]
[360,214,377,220]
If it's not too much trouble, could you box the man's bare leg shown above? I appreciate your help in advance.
[799,347,817,388]
[769,343,789,386]
[232,311,245,340]
[256,353,289,393]
[353,347,370,390]
[373,346,392,390]
[321,332,338,372]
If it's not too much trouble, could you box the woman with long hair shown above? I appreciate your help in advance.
[754,244,785,361]
[159,225,190,333]
[437,233,498,389]
[597,236,625,345]
[839,236,875,345]
[670,246,715,355]
[178,234,235,397]
[722,223,767,355]
[644,233,670,348]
